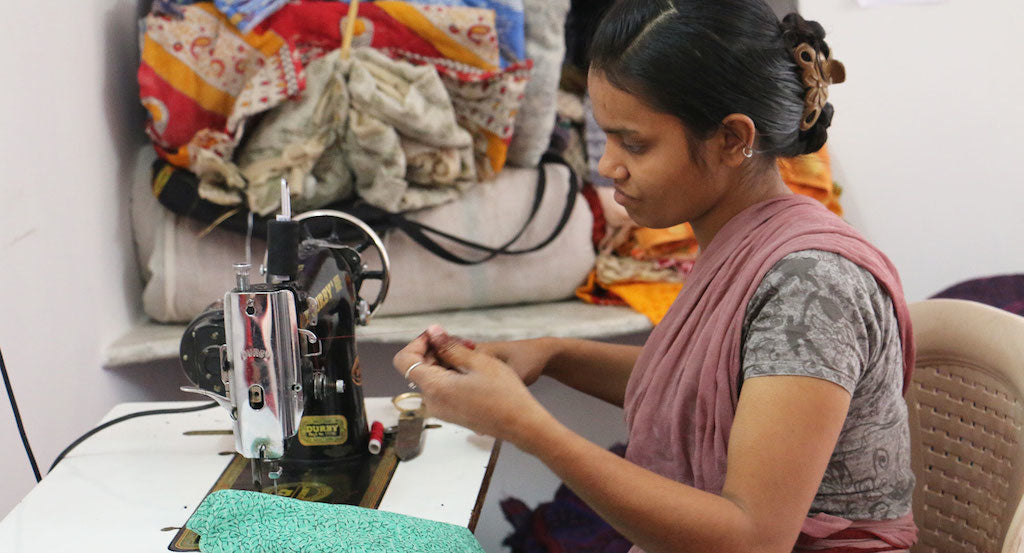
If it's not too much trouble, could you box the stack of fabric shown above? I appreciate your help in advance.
[135,0,599,323]
[135,0,845,326]
[139,0,541,216]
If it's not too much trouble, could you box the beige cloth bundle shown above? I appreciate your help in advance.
[193,48,477,216]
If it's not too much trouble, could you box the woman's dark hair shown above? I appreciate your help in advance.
[589,0,835,159]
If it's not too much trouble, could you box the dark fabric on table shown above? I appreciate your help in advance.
[931,274,1024,316]
[501,445,631,553]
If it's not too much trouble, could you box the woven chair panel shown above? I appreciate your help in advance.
[908,359,1024,553]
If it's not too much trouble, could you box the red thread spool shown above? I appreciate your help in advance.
[368,421,384,454]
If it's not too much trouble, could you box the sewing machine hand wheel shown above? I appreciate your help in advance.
[292,209,391,322]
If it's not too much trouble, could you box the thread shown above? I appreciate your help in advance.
[368,420,384,454]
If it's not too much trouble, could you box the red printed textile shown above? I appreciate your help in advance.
[139,2,304,166]
[139,1,511,169]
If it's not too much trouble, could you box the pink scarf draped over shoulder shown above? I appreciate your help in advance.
[623,195,917,551]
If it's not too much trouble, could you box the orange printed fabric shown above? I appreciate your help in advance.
[574,272,684,325]
[375,2,501,70]
[264,1,500,71]
[139,1,518,173]
[575,270,629,307]
[139,3,304,167]
[779,145,842,216]
[606,281,685,325]
[628,224,699,260]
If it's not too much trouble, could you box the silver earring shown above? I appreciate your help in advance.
[742,146,754,159]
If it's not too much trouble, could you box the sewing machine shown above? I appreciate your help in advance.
[178,181,391,493]
[0,192,500,552]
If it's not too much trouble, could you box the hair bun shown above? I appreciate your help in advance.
[780,13,827,55]
[798,103,832,155]
[780,12,838,156]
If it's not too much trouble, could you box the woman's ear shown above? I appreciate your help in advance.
[716,113,757,168]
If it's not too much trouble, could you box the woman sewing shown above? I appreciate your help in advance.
[393,1,918,552]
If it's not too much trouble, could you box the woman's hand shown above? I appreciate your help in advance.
[392,326,555,443]
[476,337,560,386]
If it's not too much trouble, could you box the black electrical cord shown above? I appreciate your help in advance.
[1,346,42,483]
[2,345,220,477]
[48,400,218,473]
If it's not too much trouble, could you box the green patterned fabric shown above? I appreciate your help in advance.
[187,489,486,553]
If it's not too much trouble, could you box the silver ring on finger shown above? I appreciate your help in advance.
[404,361,423,389]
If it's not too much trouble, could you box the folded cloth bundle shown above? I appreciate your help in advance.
[582,223,697,325]
[199,47,479,215]
[386,49,531,179]
[343,48,476,212]
[269,0,554,172]
[272,0,536,177]
[186,490,486,553]
[195,52,351,215]
[138,2,305,168]
[267,1,528,180]
[140,1,514,176]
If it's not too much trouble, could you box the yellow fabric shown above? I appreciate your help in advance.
[164,148,191,168]
[376,1,498,71]
[140,4,288,118]
[141,36,239,117]
[607,281,684,325]
[633,224,694,247]
[484,131,508,175]
[574,270,607,305]
[629,224,699,259]
[152,163,175,197]
[779,146,842,216]
[574,271,683,326]
[778,140,831,190]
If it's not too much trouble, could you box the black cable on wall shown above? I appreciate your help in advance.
[1,347,42,483]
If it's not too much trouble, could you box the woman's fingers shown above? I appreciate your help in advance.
[425,325,487,374]
[393,333,430,377]
[392,331,463,391]
[388,326,551,443]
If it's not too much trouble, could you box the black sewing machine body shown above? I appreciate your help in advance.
[178,206,390,488]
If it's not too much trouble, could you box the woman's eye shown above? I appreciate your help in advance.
[622,141,647,154]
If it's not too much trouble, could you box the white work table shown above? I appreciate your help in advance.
[0,399,498,552]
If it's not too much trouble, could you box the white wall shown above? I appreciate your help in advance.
[1,0,1023,537]
[0,0,155,517]
[800,0,1024,300]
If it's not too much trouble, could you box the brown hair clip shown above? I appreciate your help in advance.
[793,43,846,131]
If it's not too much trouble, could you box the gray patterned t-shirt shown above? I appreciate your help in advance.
[740,249,914,520]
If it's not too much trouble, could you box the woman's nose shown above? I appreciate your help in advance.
[597,150,628,181]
